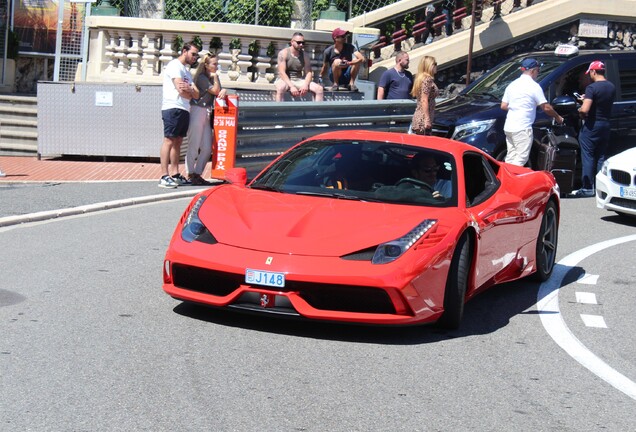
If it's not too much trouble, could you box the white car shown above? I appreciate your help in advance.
[596,147,636,218]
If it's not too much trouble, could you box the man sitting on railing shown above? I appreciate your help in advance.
[275,32,324,102]
[320,28,365,92]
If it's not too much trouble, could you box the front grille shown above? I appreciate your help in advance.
[610,169,632,186]
[609,197,636,210]
[289,281,396,314]
[173,264,242,297]
[171,264,396,314]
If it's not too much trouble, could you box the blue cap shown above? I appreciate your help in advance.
[521,58,540,70]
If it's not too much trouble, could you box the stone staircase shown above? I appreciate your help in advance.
[0,94,38,156]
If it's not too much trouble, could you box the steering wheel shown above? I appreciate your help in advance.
[395,177,435,193]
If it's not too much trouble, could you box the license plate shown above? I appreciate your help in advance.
[245,269,285,288]
[620,187,636,199]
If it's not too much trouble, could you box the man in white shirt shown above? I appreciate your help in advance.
[159,42,200,188]
[501,58,563,166]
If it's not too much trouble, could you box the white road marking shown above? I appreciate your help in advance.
[537,234,636,400]
[575,292,598,304]
[576,273,599,284]
[580,314,608,328]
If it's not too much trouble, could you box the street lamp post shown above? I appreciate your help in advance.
[466,0,477,86]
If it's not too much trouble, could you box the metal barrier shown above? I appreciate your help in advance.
[37,82,415,173]
[236,100,416,173]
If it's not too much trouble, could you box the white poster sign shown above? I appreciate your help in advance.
[95,92,113,107]
[578,19,608,38]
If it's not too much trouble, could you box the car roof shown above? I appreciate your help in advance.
[510,48,631,59]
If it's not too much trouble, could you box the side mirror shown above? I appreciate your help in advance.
[224,167,247,186]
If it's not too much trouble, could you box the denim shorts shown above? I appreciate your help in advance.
[162,108,190,138]
[329,66,352,86]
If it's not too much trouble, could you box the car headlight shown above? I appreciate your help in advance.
[451,119,497,141]
[181,196,217,244]
[601,160,609,176]
[372,219,437,264]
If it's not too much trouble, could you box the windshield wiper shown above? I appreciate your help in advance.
[474,92,499,100]
[295,191,361,200]
[249,184,281,192]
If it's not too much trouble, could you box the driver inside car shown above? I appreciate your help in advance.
[410,153,452,199]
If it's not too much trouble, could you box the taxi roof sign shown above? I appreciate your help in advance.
[554,44,579,57]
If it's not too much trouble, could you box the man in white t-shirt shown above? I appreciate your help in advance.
[159,42,200,188]
[500,58,563,166]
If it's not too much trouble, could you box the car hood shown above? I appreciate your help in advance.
[435,94,503,124]
[607,147,636,171]
[198,185,452,256]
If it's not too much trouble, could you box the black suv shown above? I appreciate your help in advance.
[432,46,636,190]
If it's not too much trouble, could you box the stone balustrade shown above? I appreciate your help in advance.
[85,16,335,90]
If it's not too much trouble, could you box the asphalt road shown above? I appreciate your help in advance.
[1,183,635,431]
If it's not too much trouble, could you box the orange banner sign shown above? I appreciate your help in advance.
[211,94,239,179]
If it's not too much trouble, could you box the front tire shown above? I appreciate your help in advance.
[438,233,472,330]
[532,201,558,282]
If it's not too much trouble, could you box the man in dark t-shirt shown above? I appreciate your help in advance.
[320,28,365,92]
[377,51,413,100]
[571,60,616,197]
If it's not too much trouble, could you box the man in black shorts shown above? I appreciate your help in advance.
[159,42,200,188]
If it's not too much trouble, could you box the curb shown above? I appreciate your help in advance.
[0,188,205,228]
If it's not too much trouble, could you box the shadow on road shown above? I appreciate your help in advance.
[172,275,567,344]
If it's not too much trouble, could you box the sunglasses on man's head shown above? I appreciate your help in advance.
[293,40,305,45]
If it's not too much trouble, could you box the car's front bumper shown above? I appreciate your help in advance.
[162,238,450,325]
[595,172,636,216]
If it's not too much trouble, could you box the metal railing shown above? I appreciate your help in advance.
[237,99,415,172]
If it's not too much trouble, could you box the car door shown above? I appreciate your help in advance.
[611,55,636,156]
[462,152,523,290]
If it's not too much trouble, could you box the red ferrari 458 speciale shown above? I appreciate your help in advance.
[163,131,560,329]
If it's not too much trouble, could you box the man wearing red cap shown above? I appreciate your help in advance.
[320,28,365,92]
[571,60,616,198]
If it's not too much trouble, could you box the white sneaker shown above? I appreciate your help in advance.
[158,175,178,188]
[172,173,191,186]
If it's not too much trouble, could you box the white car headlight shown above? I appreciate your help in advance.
[451,119,497,141]
[372,219,437,264]
[601,160,610,176]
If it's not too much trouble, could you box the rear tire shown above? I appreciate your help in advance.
[438,233,472,330]
[531,201,558,282]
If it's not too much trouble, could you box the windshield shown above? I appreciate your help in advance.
[250,139,458,207]
[464,56,565,99]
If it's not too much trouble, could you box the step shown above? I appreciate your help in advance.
[0,129,38,139]
[0,118,38,127]
[0,105,38,121]
[0,141,37,156]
